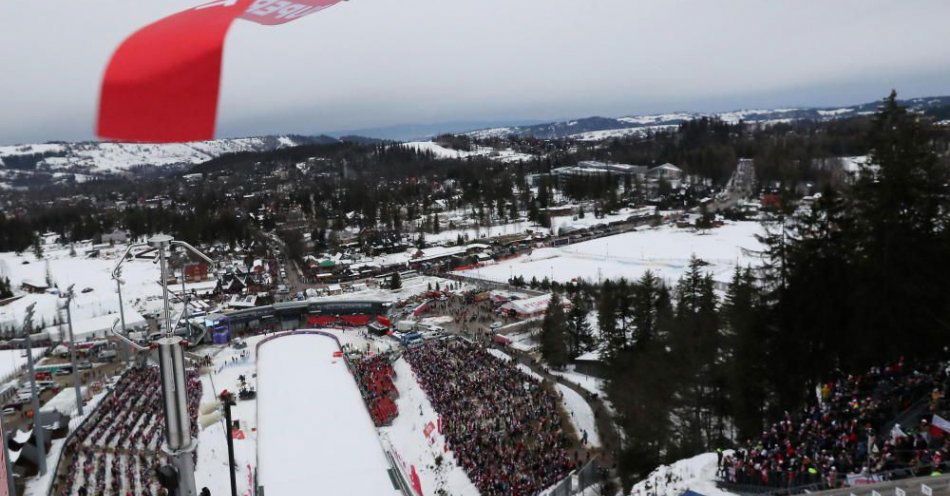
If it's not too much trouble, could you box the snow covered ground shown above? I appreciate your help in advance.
[401,141,533,163]
[629,452,735,496]
[555,383,600,448]
[0,136,301,175]
[459,222,766,286]
[256,334,399,495]
[0,347,47,383]
[414,205,655,245]
[195,337,264,496]
[0,244,189,334]
[308,275,467,305]
[551,369,606,397]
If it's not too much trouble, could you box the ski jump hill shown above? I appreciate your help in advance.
[255,331,402,495]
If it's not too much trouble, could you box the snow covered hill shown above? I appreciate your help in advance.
[468,95,950,140]
[0,134,337,188]
[401,141,533,162]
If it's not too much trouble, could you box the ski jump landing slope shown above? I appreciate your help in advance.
[256,333,400,495]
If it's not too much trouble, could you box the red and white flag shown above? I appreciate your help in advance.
[930,414,950,438]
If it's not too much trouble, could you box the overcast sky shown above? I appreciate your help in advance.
[2,0,950,145]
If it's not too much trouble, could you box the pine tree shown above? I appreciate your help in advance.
[632,271,660,348]
[597,280,621,356]
[389,272,402,290]
[32,237,43,260]
[565,291,593,358]
[540,292,569,368]
[721,267,768,440]
[0,277,12,299]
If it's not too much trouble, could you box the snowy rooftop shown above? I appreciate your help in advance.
[43,306,146,341]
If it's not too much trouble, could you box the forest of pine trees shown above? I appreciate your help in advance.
[536,93,950,489]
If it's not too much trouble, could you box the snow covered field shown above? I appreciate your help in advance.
[413,205,656,245]
[629,452,734,496]
[402,141,533,163]
[309,275,467,305]
[459,222,766,286]
[0,244,189,333]
[0,347,46,383]
[256,334,399,495]
[0,136,301,175]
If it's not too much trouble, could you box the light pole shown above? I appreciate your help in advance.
[113,235,214,496]
[114,267,131,363]
[62,285,84,416]
[20,304,47,475]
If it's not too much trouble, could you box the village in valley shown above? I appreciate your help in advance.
[2,2,950,494]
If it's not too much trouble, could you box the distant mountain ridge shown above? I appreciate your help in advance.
[466,95,950,140]
[2,95,948,190]
[0,134,339,189]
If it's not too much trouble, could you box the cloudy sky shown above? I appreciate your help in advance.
[2,0,950,144]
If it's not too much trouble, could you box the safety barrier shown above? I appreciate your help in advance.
[719,464,950,496]
[541,458,602,496]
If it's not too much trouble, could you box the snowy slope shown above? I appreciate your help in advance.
[256,334,399,495]
[630,452,737,496]
[402,141,533,163]
[0,135,334,175]
[465,95,950,140]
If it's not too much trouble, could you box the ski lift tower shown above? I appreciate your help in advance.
[113,234,214,496]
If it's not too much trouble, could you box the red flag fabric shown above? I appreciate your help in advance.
[410,465,423,496]
[98,0,254,142]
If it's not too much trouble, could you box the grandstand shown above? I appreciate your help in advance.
[720,358,950,495]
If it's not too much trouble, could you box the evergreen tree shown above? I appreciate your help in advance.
[32,237,43,260]
[631,271,660,348]
[540,292,569,368]
[0,277,12,299]
[597,280,621,356]
[389,272,402,290]
[721,267,769,440]
[564,291,593,358]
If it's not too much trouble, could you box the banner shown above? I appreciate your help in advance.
[846,473,884,486]
[240,0,343,25]
[98,0,344,142]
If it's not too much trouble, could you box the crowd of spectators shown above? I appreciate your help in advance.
[352,354,399,426]
[406,339,573,496]
[721,358,950,491]
[53,365,203,496]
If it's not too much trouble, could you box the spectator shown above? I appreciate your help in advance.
[406,339,573,496]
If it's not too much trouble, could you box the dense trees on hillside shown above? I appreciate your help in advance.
[592,93,950,489]
[4,95,949,254]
